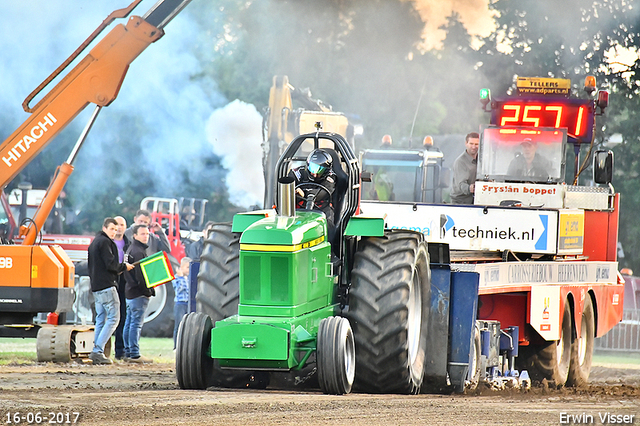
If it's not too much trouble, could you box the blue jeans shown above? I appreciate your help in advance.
[124,296,149,358]
[173,302,189,349]
[114,278,127,358]
[92,287,120,355]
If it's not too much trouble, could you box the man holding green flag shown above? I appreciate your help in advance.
[123,224,155,363]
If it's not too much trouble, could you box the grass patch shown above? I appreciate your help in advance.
[0,338,37,365]
[593,351,640,366]
[139,337,175,363]
[0,337,175,364]
[2,337,637,367]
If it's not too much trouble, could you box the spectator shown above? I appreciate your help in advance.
[172,256,192,349]
[87,217,133,365]
[123,224,154,364]
[450,132,479,204]
[380,134,393,149]
[125,209,170,257]
[113,215,130,361]
[180,207,196,231]
[185,221,215,260]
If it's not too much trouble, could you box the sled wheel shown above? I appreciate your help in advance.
[567,296,595,387]
[518,299,572,387]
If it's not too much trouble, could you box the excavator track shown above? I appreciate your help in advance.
[36,325,105,363]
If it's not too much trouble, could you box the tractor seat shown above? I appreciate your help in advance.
[323,148,349,253]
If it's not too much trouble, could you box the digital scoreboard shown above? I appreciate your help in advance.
[490,98,595,144]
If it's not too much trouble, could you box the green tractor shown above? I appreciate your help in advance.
[176,132,431,394]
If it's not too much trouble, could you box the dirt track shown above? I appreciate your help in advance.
[1,362,639,426]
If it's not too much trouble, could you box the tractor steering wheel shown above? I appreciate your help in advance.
[295,182,332,210]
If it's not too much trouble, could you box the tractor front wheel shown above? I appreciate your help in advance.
[176,312,214,390]
[317,316,356,395]
[195,222,265,388]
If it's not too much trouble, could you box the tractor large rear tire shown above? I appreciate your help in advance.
[176,312,214,390]
[567,296,595,387]
[345,231,431,394]
[517,299,572,387]
[194,222,257,388]
[196,223,240,319]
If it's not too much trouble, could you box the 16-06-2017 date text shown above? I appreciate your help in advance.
[5,412,80,424]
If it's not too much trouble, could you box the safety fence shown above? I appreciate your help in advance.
[594,309,640,352]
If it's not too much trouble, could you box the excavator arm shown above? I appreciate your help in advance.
[0,0,192,244]
[0,0,194,360]
[262,76,352,208]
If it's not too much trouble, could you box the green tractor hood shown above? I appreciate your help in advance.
[233,210,335,318]
[239,211,326,248]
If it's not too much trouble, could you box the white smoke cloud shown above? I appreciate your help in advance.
[205,100,264,207]
[0,1,230,212]
[0,0,497,216]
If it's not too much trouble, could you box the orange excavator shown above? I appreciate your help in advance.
[0,0,192,361]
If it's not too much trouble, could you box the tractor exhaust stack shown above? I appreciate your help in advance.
[277,177,296,217]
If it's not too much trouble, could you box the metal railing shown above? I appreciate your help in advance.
[595,309,640,352]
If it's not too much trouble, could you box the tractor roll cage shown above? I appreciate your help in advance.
[274,132,360,259]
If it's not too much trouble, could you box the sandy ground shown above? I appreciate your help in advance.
[1,362,639,426]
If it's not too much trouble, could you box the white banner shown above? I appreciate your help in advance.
[360,202,558,254]
[474,182,566,208]
[473,261,618,288]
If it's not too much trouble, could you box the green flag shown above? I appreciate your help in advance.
[139,251,175,288]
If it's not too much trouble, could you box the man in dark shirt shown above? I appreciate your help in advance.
[507,139,550,180]
[451,132,479,204]
[124,209,171,256]
[87,217,133,365]
[123,224,155,363]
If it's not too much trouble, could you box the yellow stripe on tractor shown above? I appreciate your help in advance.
[240,236,325,252]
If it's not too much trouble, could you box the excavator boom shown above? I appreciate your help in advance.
[0,0,195,188]
[0,0,193,362]
[1,0,190,243]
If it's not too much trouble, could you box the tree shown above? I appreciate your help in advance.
[193,0,430,147]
